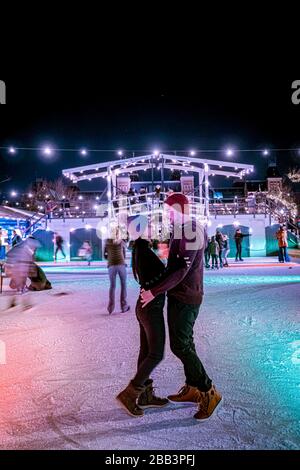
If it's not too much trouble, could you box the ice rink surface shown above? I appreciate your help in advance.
[0,263,299,450]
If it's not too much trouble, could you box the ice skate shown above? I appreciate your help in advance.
[168,384,201,404]
[138,379,169,409]
[116,382,145,417]
[194,384,222,421]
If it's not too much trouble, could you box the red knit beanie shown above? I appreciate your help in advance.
[165,193,189,214]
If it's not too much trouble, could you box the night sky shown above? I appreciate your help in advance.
[1,75,299,194]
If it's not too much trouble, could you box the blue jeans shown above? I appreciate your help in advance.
[279,246,290,262]
[108,264,128,313]
[222,248,230,265]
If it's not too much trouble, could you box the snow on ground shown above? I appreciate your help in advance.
[0,262,299,450]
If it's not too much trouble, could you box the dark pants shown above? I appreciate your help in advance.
[204,250,210,267]
[278,246,290,262]
[167,297,212,392]
[235,242,242,260]
[55,245,66,259]
[132,294,166,387]
[218,248,223,267]
[211,254,218,268]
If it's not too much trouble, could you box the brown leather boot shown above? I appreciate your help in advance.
[167,384,201,404]
[138,379,169,408]
[194,384,222,420]
[116,382,145,417]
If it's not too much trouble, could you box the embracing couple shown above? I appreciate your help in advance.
[116,193,222,421]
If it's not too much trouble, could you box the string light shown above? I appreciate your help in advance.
[43,146,53,156]
[0,146,300,154]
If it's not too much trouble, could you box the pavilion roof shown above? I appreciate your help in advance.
[62,154,254,183]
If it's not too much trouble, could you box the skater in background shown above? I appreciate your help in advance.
[276,225,290,263]
[28,264,52,291]
[234,228,251,262]
[204,236,211,268]
[215,230,224,268]
[116,215,170,416]
[222,234,230,267]
[54,232,66,261]
[11,229,22,247]
[210,236,219,269]
[6,237,40,294]
[78,240,93,266]
[104,227,130,314]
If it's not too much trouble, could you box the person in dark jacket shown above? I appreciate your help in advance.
[116,215,171,417]
[210,235,219,269]
[222,234,230,267]
[234,228,251,261]
[141,193,222,421]
[54,233,66,261]
[215,230,224,268]
[11,229,22,247]
[204,237,211,268]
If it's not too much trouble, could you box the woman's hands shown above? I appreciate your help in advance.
[140,289,155,308]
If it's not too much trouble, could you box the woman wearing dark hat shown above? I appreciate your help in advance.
[116,215,179,417]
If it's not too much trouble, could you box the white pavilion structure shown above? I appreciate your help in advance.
[62,153,255,220]
[18,152,284,261]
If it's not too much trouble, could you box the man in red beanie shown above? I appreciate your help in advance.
[141,192,222,420]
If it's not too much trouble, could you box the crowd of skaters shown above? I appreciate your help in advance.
[2,210,292,304]
[204,228,251,269]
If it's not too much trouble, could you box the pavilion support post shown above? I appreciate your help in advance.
[160,154,164,194]
[198,170,203,204]
[151,155,154,194]
[107,166,112,225]
[112,170,117,199]
[204,164,209,218]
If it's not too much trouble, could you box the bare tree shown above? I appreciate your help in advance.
[28,178,77,214]
[49,178,77,201]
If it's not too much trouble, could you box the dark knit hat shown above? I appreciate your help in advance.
[165,192,189,213]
